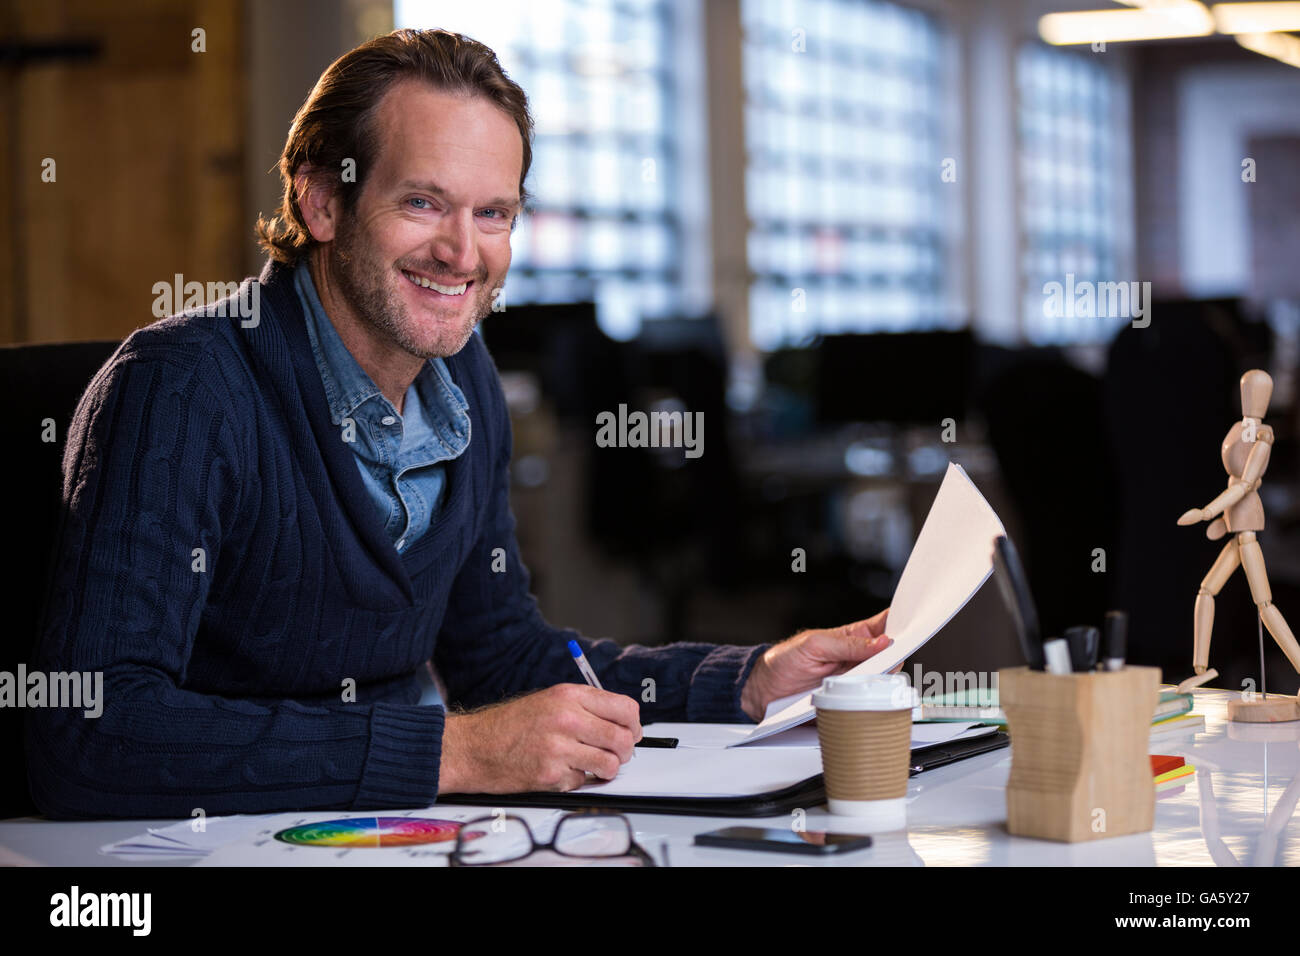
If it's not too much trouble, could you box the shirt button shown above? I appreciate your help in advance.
[381,416,396,426]
[397,538,407,550]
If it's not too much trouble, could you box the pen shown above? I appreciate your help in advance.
[1064,625,1099,672]
[567,639,676,749]
[1043,637,1071,675]
[567,638,603,689]
[1102,611,1127,671]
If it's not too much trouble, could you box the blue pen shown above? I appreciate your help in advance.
[568,639,604,690]
[567,640,677,749]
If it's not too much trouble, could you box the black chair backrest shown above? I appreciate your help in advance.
[0,339,122,818]
[980,352,1118,638]
[814,330,975,426]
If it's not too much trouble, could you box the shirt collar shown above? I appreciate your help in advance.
[293,258,468,430]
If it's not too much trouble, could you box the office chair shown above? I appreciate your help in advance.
[979,351,1119,639]
[0,339,121,818]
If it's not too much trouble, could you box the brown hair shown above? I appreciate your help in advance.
[255,28,533,267]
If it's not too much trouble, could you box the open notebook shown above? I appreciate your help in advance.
[445,720,1006,816]
[574,720,999,798]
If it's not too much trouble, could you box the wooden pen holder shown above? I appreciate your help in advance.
[999,665,1160,843]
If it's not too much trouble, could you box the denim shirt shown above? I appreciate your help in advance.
[295,260,471,554]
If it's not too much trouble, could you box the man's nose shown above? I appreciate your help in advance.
[430,208,477,277]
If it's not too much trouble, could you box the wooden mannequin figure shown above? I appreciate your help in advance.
[1177,370,1300,721]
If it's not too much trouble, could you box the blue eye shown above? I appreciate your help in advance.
[408,197,430,209]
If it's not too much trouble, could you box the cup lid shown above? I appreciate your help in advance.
[812,673,918,711]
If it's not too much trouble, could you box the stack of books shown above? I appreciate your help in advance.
[1149,691,1205,738]
[1151,754,1195,798]
[919,688,1205,740]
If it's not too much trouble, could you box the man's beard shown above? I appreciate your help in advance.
[330,209,493,360]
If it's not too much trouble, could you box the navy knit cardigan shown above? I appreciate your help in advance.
[25,259,765,819]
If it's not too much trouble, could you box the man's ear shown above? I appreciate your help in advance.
[295,166,343,243]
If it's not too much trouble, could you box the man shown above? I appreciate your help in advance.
[26,29,891,818]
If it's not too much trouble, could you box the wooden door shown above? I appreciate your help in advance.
[1,0,244,344]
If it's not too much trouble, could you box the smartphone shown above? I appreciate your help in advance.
[694,827,873,856]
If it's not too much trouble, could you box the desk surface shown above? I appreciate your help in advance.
[3,688,1297,867]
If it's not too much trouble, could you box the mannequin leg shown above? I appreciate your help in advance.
[1239,532,1300,674]
[1194,539,1241,673]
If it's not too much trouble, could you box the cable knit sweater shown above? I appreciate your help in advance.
[26,258,766,819]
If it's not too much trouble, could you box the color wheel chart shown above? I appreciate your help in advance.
[195,808,565,866]
[274,817,471,848]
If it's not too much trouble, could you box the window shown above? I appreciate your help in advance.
[395,0,681,338]
[741,0,956,350]
[1017,43,1129,345]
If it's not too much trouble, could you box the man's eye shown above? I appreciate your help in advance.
[478,208,504,219]
[408,197,431,210]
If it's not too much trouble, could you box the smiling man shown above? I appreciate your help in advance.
[26,29,891,817]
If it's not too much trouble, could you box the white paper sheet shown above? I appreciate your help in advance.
[741,462,1005,743]
[642,720,991,750]
[577,747,827,797]
[641,722,817,749]
[101,815,271,860]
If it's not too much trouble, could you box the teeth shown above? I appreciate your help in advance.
[403,271,467,295]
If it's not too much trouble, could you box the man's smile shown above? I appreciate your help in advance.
[401,268,472,297]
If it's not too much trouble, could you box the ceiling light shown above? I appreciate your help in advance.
[1236,30,1300,66]
[1039,4,1215,45]
[1214,2,1300,33]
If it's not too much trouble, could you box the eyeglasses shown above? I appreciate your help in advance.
[448,810,655,867]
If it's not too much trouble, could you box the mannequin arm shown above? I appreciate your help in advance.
[1179,431,1272,524]
[1200,434,1271,520]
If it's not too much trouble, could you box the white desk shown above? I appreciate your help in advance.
[3,689,1297,866]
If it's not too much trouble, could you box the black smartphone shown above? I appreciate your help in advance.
[694,827,873,855]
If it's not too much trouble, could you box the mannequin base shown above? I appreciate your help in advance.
[1227,696,1299,723]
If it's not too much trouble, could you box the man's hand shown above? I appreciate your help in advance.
[740,608,893,722]
[438,683,641,795]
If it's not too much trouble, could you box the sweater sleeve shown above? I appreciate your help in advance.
[434,353,769,724]
[26,348,443,819]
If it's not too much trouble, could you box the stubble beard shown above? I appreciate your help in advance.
[331,209,495,360]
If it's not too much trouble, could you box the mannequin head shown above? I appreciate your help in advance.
[1241,369,1273,420]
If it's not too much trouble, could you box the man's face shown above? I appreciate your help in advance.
[328,82,522,359]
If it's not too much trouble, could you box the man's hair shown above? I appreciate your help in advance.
[255,28,533,267]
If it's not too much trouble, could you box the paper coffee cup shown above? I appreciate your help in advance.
[813,673,918,829]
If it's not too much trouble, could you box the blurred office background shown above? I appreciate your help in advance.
[4,0,1300,693]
